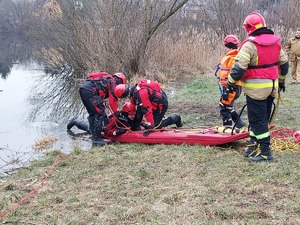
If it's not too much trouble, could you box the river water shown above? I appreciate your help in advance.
[0,64,91,176]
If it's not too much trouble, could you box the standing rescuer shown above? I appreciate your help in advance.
[217,34,245,132]
[226,12,289,162]
[285,28,300,84]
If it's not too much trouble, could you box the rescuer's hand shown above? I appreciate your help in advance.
[279,80,285,92]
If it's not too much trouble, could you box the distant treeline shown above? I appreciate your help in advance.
[0,0,298,78]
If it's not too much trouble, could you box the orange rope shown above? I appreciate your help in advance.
[270,127,295,139]
[0,154,61,219]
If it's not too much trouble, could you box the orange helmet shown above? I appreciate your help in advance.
[113,72,126,84]
[224,34,239,46]
[243,12,266,34]
[121,102,136,115]
[114,84,129,98]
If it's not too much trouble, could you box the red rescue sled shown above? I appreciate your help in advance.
[105,127,249,146]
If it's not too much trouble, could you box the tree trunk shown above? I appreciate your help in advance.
[136,0,189,76]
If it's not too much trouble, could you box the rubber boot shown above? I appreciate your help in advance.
[158,114,182,128]
[242,137,259,157]
[92,115,107,146]
[219,107,235,134]
[249,137,273,162]
[171,114,183,127]
[158,116,173,128]
[92,130,107,146]
[67,117,89,132]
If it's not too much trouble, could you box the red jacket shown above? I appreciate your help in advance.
[131,80,164,126]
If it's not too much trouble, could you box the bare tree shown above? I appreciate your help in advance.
[14,0,189,78]
[269,0,300,43]
[11,0,299,122]
[136,0,189,75]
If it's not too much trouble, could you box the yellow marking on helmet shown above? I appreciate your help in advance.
[255,23,263,29]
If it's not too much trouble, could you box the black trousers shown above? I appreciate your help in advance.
[220,85,242,126]
[79,88,108,139]
[246,95,274,154]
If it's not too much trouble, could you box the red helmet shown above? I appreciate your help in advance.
[121,102,136,115]
[223,34,239,46]
[243,12,266,34]
[113,72,126,84]
[114,84,129,98]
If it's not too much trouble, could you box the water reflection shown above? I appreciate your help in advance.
[0,33,32,79]
[0,34,91,176]
[0,32,84,124]
[0,34,15,78]
[27,66,84,124]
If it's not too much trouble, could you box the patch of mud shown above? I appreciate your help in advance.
[168,101,220,124]
[167,98,248,127]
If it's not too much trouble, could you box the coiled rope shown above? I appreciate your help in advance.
[271,128,300,152]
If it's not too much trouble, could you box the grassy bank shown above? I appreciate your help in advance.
[1,74,300,224]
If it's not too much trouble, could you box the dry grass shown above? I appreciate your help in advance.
[1,144,300,224]
[1,73,300,224]
[32,135,58,151]
[146,30,224,83]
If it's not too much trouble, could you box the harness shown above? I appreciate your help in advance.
[136,85,162,102]
[247,62,278,69]
[86,72,112,98]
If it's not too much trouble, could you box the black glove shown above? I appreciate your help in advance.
[144,124,154,129]
[222,88,229,101]
[279,81,285,92]
[114,111,120,117]
[113,128,127,136]
[225,82,235,93]
[118,113,128,123]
